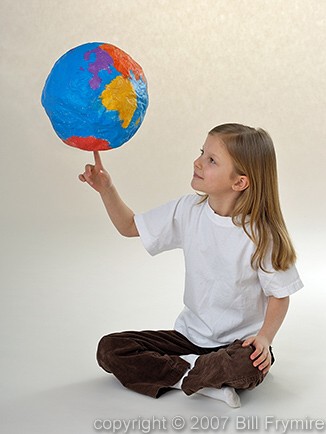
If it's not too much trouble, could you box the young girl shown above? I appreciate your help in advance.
[79,123,303,407]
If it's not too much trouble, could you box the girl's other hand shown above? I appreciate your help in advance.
[242,335,271,375]
[79,151,113,194]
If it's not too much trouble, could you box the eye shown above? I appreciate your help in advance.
[199,148,204,156]
[210,157,216,164]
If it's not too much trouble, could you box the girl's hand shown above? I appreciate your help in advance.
[79,151,112,193]
[242,335,271,375]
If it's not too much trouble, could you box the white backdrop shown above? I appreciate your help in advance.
[1,1,325,433]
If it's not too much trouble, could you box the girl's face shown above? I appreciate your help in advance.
[191,134,238,199]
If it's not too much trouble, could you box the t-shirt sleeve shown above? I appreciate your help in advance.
[258,262,304,298]
[134,196,187,256]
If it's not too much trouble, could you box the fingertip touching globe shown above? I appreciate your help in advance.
[41,42,149,151]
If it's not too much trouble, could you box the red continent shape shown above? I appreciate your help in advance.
[63,136,112,151]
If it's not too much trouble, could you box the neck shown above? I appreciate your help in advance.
[207,194,239,217]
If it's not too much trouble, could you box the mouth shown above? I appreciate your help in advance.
[193,172,204,180]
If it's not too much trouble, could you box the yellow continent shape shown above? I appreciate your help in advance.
[100,76,137,129]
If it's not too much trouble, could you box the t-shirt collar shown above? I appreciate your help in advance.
[205,200,235,227]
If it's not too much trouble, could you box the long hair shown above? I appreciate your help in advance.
[204,123,296,271]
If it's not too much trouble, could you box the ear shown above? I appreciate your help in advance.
[232,175,249,192]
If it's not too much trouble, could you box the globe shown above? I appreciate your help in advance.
[41,42,149,151]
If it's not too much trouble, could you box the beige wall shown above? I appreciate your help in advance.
[1,2,326,410]
[1,0,325,326]
[2,0,325,221]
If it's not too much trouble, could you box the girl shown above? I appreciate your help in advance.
[79,123,303,407]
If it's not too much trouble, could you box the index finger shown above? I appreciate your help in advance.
[93,151,103,168]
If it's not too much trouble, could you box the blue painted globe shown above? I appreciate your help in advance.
[41,42,149,151]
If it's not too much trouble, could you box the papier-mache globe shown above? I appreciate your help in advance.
[41,42,149,151]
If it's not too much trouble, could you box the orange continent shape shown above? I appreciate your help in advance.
[100,44,146,82]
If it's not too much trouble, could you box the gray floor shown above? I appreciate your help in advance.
[1,227,324,433]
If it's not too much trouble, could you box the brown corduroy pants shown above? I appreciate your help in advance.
[96,329,274,398]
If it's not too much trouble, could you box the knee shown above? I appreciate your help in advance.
[224,340,264,389]
[96,332,124,371]
[226,339,256,362]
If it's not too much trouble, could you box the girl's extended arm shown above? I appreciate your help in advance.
[242,296,289,374]
[79,151,139,237]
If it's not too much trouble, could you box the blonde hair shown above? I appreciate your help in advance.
[202,123,296,271]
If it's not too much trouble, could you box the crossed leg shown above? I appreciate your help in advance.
[96,330,267,403]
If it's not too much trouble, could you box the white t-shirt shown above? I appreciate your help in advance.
[134,194,303,347]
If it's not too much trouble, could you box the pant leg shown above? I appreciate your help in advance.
[182,339,267,395]
[96,330,200,398]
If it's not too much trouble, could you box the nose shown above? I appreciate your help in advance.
[194,156,202,169]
